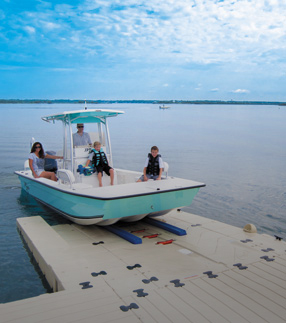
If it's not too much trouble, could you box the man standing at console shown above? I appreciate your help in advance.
[73,124,92,147]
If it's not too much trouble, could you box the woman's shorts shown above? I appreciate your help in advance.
[35,169,44,176]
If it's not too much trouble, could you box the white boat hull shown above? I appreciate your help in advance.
[15,169,204,226]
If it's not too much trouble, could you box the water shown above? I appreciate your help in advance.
[0,103,285,303]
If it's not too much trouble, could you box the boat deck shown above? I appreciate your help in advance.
[1,210,286,323]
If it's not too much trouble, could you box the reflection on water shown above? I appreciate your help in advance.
[1,103,286,303]
[18,189,70,226]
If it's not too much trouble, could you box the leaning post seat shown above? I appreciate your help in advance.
[163,161,169,178]
[57,170,76,188]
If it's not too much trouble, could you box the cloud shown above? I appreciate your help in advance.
[23,26,36,34]
[5,0,286,67]
[0,65,25,70]
[0,9,5,20]
[50,68,75,72]
[1,0,286,100]
[73,0,286,66]
[40,21,61,31]
[231,89,250,94]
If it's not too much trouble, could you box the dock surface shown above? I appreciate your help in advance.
[1,210,286,323]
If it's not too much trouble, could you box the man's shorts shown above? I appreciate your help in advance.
[139,174,159,181]
[96,165,113,176]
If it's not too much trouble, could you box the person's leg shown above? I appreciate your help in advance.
[109,169,114,185]
[137,174,151,182]
[136,174,144,182]
[97,172,103,187]
[39,171,57,181]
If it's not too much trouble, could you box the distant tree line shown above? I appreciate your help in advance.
[0,99,285,105]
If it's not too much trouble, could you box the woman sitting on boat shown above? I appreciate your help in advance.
[29,142,63,181]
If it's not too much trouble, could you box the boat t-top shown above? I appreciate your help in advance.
[15,108,205,225]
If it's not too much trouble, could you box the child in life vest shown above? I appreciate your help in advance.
[137,146,164,182]
[86,141,114,187]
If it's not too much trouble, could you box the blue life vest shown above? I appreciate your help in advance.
[91,148,108,167]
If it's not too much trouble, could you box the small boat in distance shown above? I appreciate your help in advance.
[159,104,170,109]
[15,108,205,225]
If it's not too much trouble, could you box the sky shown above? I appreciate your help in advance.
[1,0,286,101]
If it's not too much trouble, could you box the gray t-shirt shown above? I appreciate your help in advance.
[28,152,45,175]
[73,132,92,146]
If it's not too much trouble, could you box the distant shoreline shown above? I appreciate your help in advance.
[0,99,285,106]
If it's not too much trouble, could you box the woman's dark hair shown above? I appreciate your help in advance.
[31,142,45,158]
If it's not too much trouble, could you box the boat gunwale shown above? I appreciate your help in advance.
[15,170,206,201]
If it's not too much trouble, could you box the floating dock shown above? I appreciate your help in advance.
[1,210,286,323]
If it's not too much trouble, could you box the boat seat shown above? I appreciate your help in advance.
[57,169,76,188]
[163,161,169,178]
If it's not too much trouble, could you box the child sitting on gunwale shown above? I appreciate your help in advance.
[137,146,164,182]
[85,141,114,187]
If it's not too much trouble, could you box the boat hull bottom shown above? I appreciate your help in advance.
[118,209,173,224]
[36,203,174,226]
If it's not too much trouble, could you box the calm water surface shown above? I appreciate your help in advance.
[0,103,285,303]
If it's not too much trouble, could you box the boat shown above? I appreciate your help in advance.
[159,104,170,109]
[15,108,205,226]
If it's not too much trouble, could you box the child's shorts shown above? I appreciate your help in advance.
[96,165,113,176]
